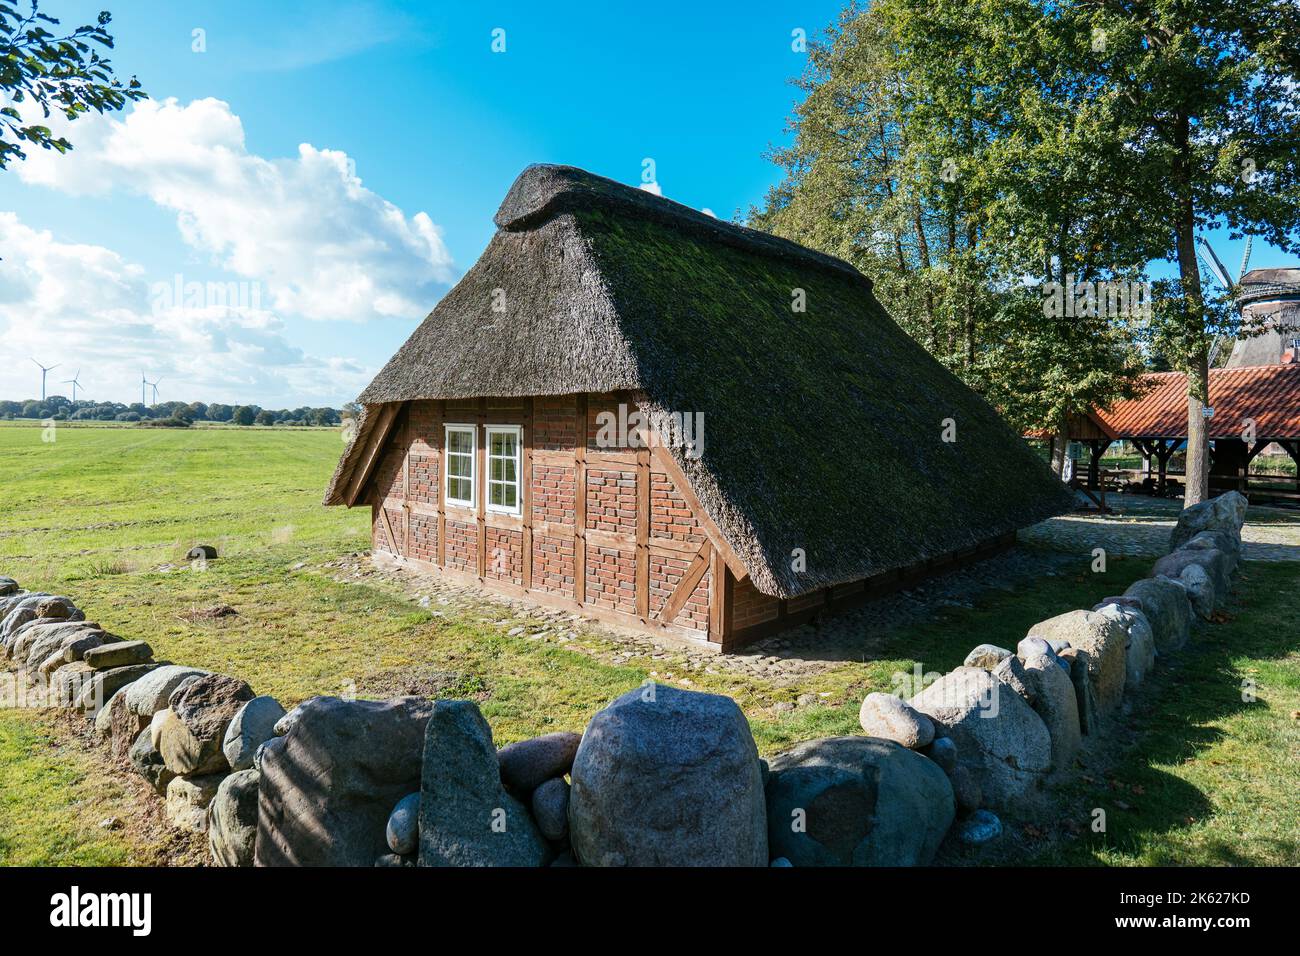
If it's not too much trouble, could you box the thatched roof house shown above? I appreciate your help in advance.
[327,164,1069,650]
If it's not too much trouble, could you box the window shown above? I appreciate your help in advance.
[486,425,522,515]
[444,425,475,508]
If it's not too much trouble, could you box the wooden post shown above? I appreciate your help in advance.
[574,395,588,606]
[635,445,650,622]
[522,397,534,592]
[436,399,446,567]
[476,397,487,581]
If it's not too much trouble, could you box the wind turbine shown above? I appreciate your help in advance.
[145,377,161,404]
[32,359,59,401]
[61,370,83,402]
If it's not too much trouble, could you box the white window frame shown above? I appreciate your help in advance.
[443,424,476,509]
[485,424,524,516]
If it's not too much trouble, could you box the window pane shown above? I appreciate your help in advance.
[490,482,503,506]
[490,457,503,482]
[501,483,516,508]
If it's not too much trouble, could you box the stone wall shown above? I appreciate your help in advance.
[0,492,1249,866]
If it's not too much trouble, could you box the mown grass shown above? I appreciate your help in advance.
[0,424,1296,865]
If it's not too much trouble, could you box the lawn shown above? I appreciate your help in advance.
[0,423,1296,865]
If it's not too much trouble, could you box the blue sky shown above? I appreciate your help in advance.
[0,0,1288,408]
[0,0,845,407]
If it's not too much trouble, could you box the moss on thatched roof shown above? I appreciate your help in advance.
[327,164,1070,598]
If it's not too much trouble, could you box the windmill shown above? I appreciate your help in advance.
[31,359,60,401]
[1200,235,1300,368]
[1196,237,1244,367]
[144,377,161,405]
[61,370,84,402]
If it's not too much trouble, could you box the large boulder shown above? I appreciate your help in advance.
[9,618,88,665]
[1169,491,1247,553]
[418,700,548,867]
[909,667,1052,808]
[532,778,570,843]
[124,665,209,718]
[1122,577,1193,651]
[963,644,1012,669]
[255,695,433,867]
[209,769,260,866]
[0,576,17,596]
[165,773,224,833]
[222,696,286,773]
[1175,564,1215,619]
[1183,528,1241,571]
[1021,653,1081,772]
[1026,610,1126,718]
[1153,547,1232,599]
[386,792,420,856]
[129,725,175,796]
[568,685,768,866]
[83,639,153,670]
[20,622,104,670]
[1096,603,1157,692]
[49,661,93,707]
[159,674,254,774]
[73,663,157,718]
[766,737,954,866]
[97,689,151,759]
[156,707,228,775]
[1058,648,1097,735]
[496,731,582,794]
[858,692,935,748]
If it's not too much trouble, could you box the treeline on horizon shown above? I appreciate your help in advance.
[0,396,355,427]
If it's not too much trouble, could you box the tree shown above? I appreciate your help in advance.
[231,405,256,426]
[1061,0,1300,503]
[0,2,144,170]
[254,409,275,426]
[753,0,1144,446]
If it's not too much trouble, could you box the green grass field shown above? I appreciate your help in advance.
[1,423,1296,865]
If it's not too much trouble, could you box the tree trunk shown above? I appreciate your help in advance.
[1174,115,1210,505]
[1049,420,1069,479]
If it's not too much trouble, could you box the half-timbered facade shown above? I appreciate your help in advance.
[327,165,1070,651]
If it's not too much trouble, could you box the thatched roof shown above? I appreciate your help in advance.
[327,164,1070,599]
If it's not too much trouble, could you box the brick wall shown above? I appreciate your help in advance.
[485,527,524,586]
[732,576,781,631]
[409,455,439,506]
[445,519,477,573]
[649,471,704,543]
[532,464,576,525]
[534,395,577,450]
[532,534,575,598]
[585,546,637,615]
[586,469,637,533]
[409,512,438,563]
[648,553,710,631]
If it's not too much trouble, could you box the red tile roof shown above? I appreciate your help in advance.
[1095,362,1300,440]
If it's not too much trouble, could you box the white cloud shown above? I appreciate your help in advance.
[638,181,663,197]
[15,97,454,323]
[0,213,372,406]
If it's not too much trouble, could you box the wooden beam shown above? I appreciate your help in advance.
[574,395,588,606]
[476,398,487,580]
[708,546,730,643]
[635,447,650,621]
[344,403,399,506]
[436,399,446,568]
[522,397,534,592]
[648,445,748,580]
[376,500,399,557]
[655,541,712,626]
